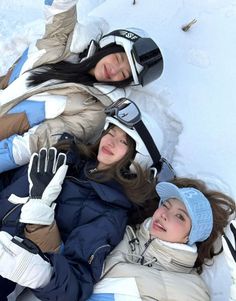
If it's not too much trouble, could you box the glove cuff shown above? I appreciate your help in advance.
[20,199,55,225]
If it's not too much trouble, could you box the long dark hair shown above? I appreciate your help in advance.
[27,44,132,88]
[55,125,156,205]
[171,178,235,274]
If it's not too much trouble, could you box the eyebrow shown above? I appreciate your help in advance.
[177,208,190,218]
[120,53,125,61]
[166,199,190,218]
[111,127,127,138]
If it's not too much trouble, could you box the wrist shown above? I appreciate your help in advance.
[20,200,55,225]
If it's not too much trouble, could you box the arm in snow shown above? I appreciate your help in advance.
[7,0,79,82]
[36,0,78,52]
[33,215,125,301]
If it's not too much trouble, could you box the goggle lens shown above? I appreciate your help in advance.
[105,98,141,127]
[132,38,163,86]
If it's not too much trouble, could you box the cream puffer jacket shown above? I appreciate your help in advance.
[90,218,210,301]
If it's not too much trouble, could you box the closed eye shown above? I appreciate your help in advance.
[116,54,120,64]
[108,131,114,137]
[120,139,128,145]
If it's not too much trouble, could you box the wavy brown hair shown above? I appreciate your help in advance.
[171,177,235,274]
[55,125,156,205]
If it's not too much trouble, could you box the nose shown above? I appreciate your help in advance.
[110,64,121,76]
[107,136,116,147]
[160,208,168,221]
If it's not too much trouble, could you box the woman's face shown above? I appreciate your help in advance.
[90,52,132,82]
[150,198,191,244]
[97,126,129,170]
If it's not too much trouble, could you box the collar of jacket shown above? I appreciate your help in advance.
[66,149,132,210]
[88,168,132,210]
[133,219,198,273]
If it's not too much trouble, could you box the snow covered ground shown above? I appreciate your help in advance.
[0,1,236,300]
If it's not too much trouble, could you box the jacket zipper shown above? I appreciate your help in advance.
[66,167,97,184]
[88,244,111,264]
[138,236,155,265]
[65,175,88,184]
[2,204,22,225]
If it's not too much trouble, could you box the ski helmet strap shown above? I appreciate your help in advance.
[103,29,141,42]
[134,121,162,171]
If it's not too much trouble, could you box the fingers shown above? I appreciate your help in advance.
[29,152,39,174]
[38,148,47,173]
[55,152,67,171]
[30,147,67,175]
[47,148,57,174]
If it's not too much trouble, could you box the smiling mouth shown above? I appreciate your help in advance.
[102,146,113,155]
[153,221,166,232]
[104,65,111,80]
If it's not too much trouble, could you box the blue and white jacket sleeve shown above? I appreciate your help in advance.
[9,0,78,84]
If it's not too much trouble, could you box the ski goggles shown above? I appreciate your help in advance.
[104,98,141,127]
[104,98,176,180]
[132,38,163,86]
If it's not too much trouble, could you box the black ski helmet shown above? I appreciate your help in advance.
[98,28,163,86]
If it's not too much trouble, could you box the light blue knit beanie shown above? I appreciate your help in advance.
[156,182,213,245]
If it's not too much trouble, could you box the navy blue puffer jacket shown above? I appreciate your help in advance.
[0,153,133,301]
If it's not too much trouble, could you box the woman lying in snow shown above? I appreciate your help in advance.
[86,178,235,301]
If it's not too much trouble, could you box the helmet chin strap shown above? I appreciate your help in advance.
[134,120,162,172]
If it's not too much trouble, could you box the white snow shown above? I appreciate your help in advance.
[0,1,235,300]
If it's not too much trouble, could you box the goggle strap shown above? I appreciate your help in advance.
[103,29,141,43]
[134,121,162,171]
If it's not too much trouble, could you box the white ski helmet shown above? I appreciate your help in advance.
[104,111,163,169]
[99,28,163,86]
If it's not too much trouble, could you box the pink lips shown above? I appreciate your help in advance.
[102,146,113,155]
[152,220,166,232]
[104,65,111,80]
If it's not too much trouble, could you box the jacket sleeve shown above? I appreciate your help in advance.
[33,214,126,301]
[9,0,78,83]
[0,100,105,173]
[34,0,78,63]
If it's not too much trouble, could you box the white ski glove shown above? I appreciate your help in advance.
[222,220,236,301]
[18,147,68,225]
[0,231,53,289]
